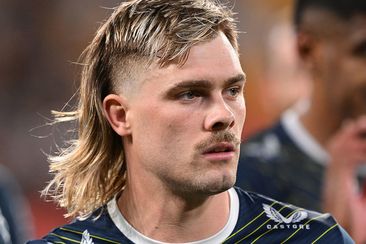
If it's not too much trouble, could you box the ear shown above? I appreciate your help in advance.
[296,31,315,60]
[103,94,131,136]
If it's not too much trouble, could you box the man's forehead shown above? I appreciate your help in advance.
[115,33,243,100]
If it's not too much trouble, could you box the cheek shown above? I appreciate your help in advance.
[135,104,195,144]
[341,62,366,116]
[164,111,198,141]
[334,60,365,97]
[344,59,366,85]
[235,99,246,130]
[130,104,162,145]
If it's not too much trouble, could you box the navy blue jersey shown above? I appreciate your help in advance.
[27,187,353,243]
[236,112,325,212]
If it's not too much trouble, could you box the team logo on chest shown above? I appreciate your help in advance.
[81,230,94,244]
[263,204,310,230]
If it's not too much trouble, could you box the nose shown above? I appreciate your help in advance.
[204,96,235,132]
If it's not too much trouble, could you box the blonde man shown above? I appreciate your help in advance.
[28,0,352,243]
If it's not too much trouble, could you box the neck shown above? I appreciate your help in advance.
[300,80,342,146]
[117,175,231,243]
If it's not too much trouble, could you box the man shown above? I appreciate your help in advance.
[28,0,353,243]
[236,0,366,242]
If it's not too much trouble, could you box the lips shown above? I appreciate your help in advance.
[203,142,235,153]
[202,142,236,161]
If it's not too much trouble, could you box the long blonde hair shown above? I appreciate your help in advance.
[44,0,238,219]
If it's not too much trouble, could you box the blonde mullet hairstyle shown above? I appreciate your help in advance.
[43,0,238,219]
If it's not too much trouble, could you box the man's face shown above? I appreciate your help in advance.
[124,32,246,195]
[314,14,366,119]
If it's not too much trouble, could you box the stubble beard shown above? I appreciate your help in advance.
[160,168,237,200]
[160,154,239,199]
[155,130,241,199]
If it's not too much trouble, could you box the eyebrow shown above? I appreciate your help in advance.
[170,73,246,90]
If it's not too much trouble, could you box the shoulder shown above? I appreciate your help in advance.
[230,187,354,243]
[27,208,131,244]
[240,121,294,162]
[235,122,293,195]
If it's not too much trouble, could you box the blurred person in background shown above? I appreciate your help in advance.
[236,0,366,242]
[261,16,312,118]
[27,0,353,243]
[0,165,33,244]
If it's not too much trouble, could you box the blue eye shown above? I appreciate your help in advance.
[179,91,198,100]
[227,87,240,97]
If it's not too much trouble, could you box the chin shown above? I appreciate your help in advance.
[198,173,236,195]
[167,169,236,196]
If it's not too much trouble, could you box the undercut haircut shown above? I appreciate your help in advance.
[43,0,238,219]
[294,0,366,28]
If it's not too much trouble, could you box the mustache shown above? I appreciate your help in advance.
[195,131,242,152]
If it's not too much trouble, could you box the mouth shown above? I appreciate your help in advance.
[202,142,236,161]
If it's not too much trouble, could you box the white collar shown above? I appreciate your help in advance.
[281,104,329,165]
[107,188,239,244]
